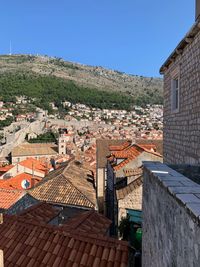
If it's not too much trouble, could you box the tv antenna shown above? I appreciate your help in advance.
[9,41,12,56]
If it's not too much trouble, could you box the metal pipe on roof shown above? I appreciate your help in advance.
[196,0,200,21]
[0,250,3,267]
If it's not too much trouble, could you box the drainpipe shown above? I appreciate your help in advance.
[0,213,3,267]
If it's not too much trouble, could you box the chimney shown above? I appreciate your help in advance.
[45,160,49,175]
[0,214,3,224]
[0,214,3,266]
[196,0,200,20]
[30,177,35,188]
[0,250,4,267]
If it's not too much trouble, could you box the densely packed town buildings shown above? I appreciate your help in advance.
[0,94,163,265]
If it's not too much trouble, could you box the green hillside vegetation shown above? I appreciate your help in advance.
[0,54,163,110]
[0,72,162,111]
[0,116,13,130]
[26,132,58,143]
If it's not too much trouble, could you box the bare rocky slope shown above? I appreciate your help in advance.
[0,54,163,104]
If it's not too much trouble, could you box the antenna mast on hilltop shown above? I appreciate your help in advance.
[9,41,12,56]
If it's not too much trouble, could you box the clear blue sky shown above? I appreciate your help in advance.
[0,0,195,77]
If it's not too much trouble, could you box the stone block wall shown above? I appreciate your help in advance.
[0,120,45,157]
[118,185,142,223]
[163,29,200,164]
[97,167,106,213]
[142,161,200,267]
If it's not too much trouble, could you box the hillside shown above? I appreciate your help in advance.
[0,54,163,109]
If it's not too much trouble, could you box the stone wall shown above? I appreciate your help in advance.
[118,185,142,223]
[142,161,200,267]
[163,29,200,164]
[97,167,106,213]
[0,120,45,157]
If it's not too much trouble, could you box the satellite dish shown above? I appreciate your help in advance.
[21,179,30,189]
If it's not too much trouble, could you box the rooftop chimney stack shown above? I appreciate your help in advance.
[0,213,3,224]
[0,250,4,267]
[0,213,3,266]
[196,0,200,20]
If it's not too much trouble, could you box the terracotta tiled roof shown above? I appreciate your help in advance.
[12,142,58,157]
[62,210,112,235]
[29,160,96,208]
[112,144,162,171]
[123,167,143,177]
[135,139,163,155]
[0,188,25,209]
[137,144,157,151]
[113,146,142,171]
[18,202,60,224]
[0,215,129,267]
[135,144,162,157]
[108,141,132,151]
[0,165,14,173]
[19,158,50,174]
[0,173,41,190]
[112,146,141,159]
[96,139,128,168]
[116,176,143,200]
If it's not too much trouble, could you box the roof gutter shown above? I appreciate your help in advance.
[160,19,200,74]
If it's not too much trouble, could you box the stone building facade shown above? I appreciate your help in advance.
[142,2,200,266]
[161,19,200,164]
[117,178,142,223]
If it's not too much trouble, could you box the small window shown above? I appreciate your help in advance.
[171,76,179,112]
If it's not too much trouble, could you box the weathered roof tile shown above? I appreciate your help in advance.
[116,176,143,200]
[29,160,96,208]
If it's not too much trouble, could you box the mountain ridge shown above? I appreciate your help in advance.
[0,54,163,108]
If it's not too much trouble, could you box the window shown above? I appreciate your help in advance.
[171,76,180,112]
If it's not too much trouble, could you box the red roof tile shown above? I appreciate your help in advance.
[110,143,162,171]
[137,143,157,151]
[136,144,162,157]
[0,188,24,209]
[0,173,41,190]
[108,141,132,151]
[62,210,112,235]
[29,160,96,209]
[0,215,129,267]
[0,165,14,173]
[116,176,143,200]
[113,145,142,171]
[18,202,60,224]
[19,158,50,174]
